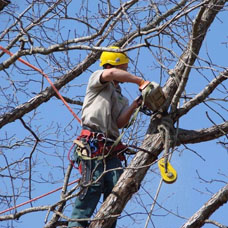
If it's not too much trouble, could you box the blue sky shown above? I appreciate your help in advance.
[0,1,227,228]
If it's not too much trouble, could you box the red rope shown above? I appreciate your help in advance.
[0,46,82,215]
[68,143,79,170]
[0,178,79,215]
[0,45,81,124]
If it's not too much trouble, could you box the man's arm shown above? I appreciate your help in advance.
[101,68,143,86]
[117,97,142,129]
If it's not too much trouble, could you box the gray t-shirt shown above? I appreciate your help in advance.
[81,70,129,139]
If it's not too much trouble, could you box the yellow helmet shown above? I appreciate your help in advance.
[99,46,129,67]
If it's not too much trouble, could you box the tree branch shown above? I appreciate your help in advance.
[177,121,228,145]
[164,0,226,112]
[0,51,98,129]
[175,69,228,120]
[181,183,228,228]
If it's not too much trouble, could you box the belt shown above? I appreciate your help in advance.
[75,127,127,162]
[82,125,102,133]
[82,125,119,142]
[81,126,107,142]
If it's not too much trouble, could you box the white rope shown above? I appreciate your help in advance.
[144,178,163,228]
[144,115,180,228]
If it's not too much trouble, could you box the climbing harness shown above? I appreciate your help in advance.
[74,129,128,161]
[73,128,128,200]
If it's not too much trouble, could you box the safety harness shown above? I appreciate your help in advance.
[74,129,127,161]
[73,128,128,199]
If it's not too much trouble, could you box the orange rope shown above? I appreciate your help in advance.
[0,45,81,124]
[0,46,82,215]
[0,178,80,215]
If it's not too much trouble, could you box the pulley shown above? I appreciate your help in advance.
[158,158,177,184]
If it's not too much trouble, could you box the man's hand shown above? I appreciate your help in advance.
[117,96,143,129]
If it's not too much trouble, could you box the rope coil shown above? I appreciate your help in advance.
[157,115,177,184]
[157,116,175,171]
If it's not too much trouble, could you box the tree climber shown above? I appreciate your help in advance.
[68,46,148,228]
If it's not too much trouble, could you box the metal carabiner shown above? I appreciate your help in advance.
[96,132,105,142]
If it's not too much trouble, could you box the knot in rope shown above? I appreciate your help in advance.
[158,115,175,172]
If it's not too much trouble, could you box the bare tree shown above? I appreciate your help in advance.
[0,0,227,228]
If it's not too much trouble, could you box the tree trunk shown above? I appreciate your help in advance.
[89,1,226,227]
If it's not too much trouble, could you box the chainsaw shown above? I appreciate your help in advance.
[138,81,166,115]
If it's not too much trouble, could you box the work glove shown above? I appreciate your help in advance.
[139,80,150,91]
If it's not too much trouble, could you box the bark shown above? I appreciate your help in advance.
[177,121,228,145]
[181,184,228,228]
[89,1,227,227]
[0,0,10,11]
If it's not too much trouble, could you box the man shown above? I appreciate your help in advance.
[68,46,147,228]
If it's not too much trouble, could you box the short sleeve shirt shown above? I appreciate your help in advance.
[81,70,129,139]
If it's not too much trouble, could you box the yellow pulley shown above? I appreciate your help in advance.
[158,158,177,184]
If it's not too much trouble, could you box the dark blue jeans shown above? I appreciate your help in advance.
[68,157,123,228]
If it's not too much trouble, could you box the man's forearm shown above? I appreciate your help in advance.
[101,68,143,85]
[117,99,140,129]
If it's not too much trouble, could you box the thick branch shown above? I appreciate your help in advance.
[165,0,226,112]
[177,121,228,145]
[181,183,228,228]
[0,52,98,129]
